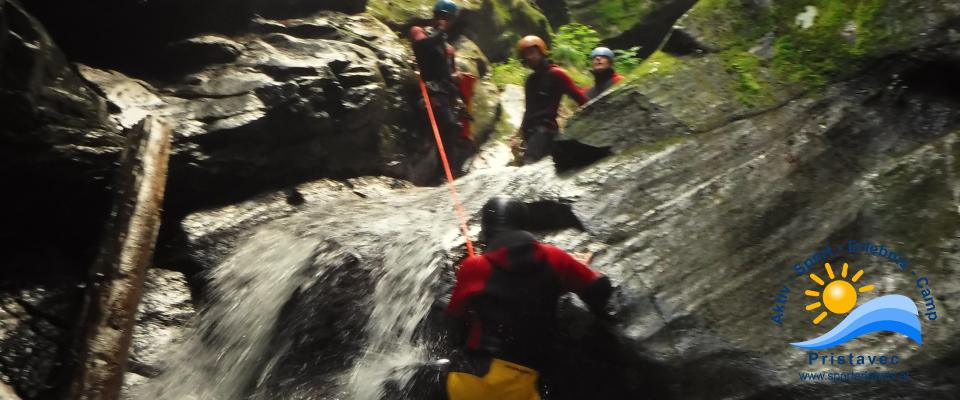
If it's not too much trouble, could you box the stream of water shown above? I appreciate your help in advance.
[135,180,502,399]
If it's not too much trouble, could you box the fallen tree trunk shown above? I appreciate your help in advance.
[0,381,22,400]
[67,116,172,400]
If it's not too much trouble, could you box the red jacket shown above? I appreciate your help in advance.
[446,231,609,367]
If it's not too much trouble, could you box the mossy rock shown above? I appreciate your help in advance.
[676,0,960,91]
[561,49,790,153]
[562,0,960,168]
[566,0,658,38]
[366,0,551,62]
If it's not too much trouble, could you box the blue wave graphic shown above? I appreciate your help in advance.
[791,294,922,350]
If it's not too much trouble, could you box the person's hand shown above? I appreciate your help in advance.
[572,251,594,265]
[509,131,520,149]
[509,131,524,165]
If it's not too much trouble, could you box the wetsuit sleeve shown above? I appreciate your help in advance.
[612,73,624,85]
[409,26,428,41]
[445,256,492,318]
[550,67,589,106]
[543,244,613,315]
[543,244,599,293]
[409,26,445,46]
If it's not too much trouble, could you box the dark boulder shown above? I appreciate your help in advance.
[250,0,368,19]
[75,12,437,212]
[19,0,368,76]
[0,6,121,396]
[366,0,551,62]
[532,0,571,27]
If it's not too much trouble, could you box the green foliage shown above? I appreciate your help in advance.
[490,23,646,90]
[550,23,644,79]
[551,23,602,69]
[491,57,528,87]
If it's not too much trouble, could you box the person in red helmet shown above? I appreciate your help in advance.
[515,36,589,165]
[408,0,474,181]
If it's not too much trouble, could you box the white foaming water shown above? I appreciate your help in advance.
[346,228,450,400]
[134,228,327,400]
[133,173,510,399]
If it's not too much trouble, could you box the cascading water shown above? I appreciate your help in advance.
[134,228,331,399]
[345,229,451,400]
[135,174,513,399]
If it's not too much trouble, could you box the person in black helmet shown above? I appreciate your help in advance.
[409,0,474,182]
[435,196,616,400]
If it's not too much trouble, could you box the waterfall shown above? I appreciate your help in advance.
[345,230,449,400]
[134,228,328,400]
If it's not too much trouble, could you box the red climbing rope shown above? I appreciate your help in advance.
[418,78,476,257]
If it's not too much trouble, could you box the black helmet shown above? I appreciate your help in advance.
[481,196,528,238]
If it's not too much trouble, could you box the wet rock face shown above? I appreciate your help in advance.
[533,0,571,27]
[173,176,415,274]
[0,286,83,399]
[540,52,960,398]
[0,3,119,396]
[366,0,551,62]
[121,269,195,398]
[250,0,368,18]
[20,0,368,75]
[250,248,375,399]
[76,13,435,212]
[152,47,960,400]
[0,0,122,280]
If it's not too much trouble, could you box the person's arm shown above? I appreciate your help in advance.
[550,67,589,106]
[543,244,614,315]
[445,256,492,318]
[409,26,444,43]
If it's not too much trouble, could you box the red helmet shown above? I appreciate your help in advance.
[517,35,548,57]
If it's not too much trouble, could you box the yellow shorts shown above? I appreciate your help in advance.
[446,358,541,400]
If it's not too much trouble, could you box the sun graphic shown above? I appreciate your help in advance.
[804,263,875,325]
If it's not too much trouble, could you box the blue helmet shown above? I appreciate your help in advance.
[590,47,615,61]
[433,0,459,18]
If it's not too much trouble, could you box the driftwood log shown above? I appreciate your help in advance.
[0,381,21,400]
[67,116,172,400]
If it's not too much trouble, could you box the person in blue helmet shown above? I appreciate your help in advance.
[583,47,623,100]
[408,0,474,182]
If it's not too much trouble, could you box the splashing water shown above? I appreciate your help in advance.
[346,230,450,400]
[135,228,329,400]
[136,207,467,399]
[135,170,522,399]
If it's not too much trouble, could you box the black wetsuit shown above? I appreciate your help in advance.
[520,60,589,164]
[584,68,623,100]
[411,28,472,180]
